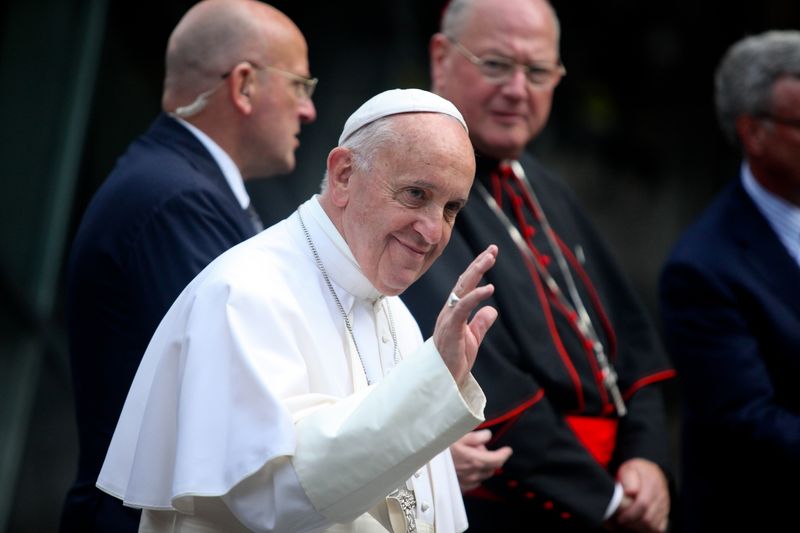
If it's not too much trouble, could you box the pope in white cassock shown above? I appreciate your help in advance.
[97,88,501,533]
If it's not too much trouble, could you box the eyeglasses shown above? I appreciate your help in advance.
[222,60,318,100]
[449,39,565,89]
[265,65,318,99]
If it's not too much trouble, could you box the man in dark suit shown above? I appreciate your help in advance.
[659,30,800,533]
[61,1,316,531]
[402,0,674,531]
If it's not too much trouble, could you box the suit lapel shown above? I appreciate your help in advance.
[730,181,800,313]
[145,113,257,236]
[147,113,238,205]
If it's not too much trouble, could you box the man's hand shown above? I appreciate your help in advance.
[432,245,498,385]
[610,458,669,532]
[451,429,513,492]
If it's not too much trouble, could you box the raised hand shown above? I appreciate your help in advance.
[432,244,498,385]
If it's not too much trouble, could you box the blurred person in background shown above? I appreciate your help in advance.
[403,0,675,530]
[62,1,316,530]
[659,30,800,533]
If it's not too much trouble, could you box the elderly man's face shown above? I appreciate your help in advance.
[336,114,475,296]
[740,76,800,205]
[431,0,561,160]
[763,77,800,197]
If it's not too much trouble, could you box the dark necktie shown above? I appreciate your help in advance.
[246,203,264,232]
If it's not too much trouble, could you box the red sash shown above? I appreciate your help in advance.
[565,415,618,469]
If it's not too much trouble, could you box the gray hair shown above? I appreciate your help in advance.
[320,116,403,193]
[715,30,800,145]
[440,0,561,43]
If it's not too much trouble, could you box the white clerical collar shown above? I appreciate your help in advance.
[172,116,251,210]
[741,161,800,266]
[299,196,383,303]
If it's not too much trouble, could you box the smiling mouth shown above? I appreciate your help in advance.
[394,236,428,257]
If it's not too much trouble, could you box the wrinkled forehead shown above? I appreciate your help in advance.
[399,115,475,191]
[392,113,473,159]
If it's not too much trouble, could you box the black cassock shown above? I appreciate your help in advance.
[402,153,675,531]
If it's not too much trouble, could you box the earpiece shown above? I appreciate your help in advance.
[172,79,227,118]
[174,93,210,118]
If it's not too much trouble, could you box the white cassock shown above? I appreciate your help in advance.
[97,196,486,533]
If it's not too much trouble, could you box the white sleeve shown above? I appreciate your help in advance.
[222,456,328,533]
[222,339,485,530]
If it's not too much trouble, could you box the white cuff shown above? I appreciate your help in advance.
[603,482,624,520]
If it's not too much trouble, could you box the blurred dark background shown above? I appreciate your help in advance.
[1,0,797,531]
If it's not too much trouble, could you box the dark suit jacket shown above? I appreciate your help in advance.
[403,154,674,531]
[62,114,257,532]
[659,178,800,532]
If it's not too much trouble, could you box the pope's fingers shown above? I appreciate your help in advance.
[445,283,495,325]
[451,245,498,298]
[467,305,498,346]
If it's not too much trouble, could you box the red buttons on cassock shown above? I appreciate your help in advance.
[524,225,535,238]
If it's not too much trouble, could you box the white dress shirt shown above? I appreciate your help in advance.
[742,162,800,267]
[173,115,252,211]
